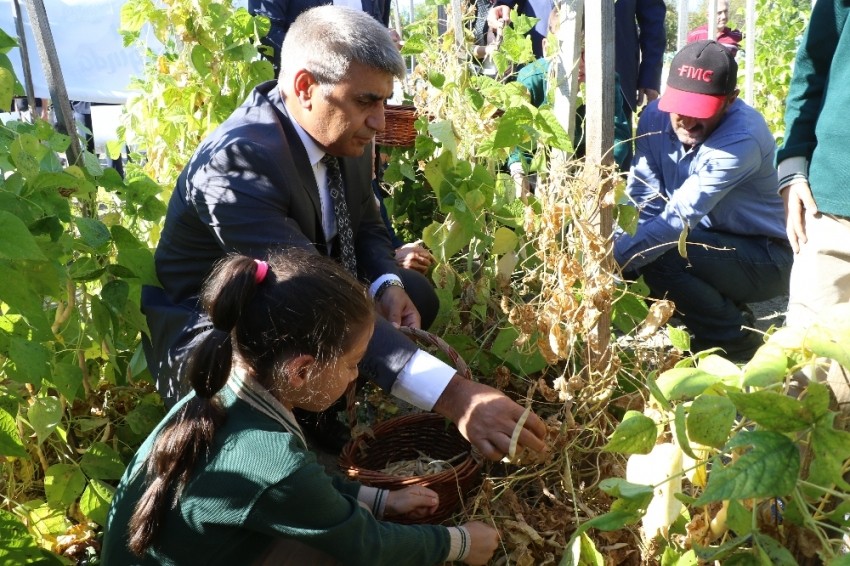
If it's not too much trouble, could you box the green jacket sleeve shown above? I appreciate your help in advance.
[777,0,848,163]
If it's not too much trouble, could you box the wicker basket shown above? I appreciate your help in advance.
[339,328,482,524]
[376,104,418,148]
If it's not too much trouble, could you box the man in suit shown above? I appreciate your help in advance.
[615,0,667,164]
[249,0,397,75]
[142,6,547,461]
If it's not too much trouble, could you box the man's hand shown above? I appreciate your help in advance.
[395,243,434,274]
[781,179,818,253]
[487,5,511,30]
[376,285,421,329]
[384,486,439,520]
[433,375,547,461]
[636,88,660,107]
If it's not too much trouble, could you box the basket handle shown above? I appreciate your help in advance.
[346,327,472,429]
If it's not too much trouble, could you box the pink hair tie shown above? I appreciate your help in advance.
[254,259,269,284]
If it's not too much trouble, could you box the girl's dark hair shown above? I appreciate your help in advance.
[128,249,373,556]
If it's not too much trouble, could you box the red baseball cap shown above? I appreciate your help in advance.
[659,40,738,119]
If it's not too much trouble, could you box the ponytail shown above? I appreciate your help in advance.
[128,256,262,556]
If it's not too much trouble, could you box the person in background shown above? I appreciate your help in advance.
[776,0,850,413]
[614,0,667,166]
[686,0,743,57]
[614,41,792,361]
[486,0,553,59]
[508,14,631,199]
[372,178,435,275]
[249,0,397,75]
[103,250,499,565]
[141,6,547,462]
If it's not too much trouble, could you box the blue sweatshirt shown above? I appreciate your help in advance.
[614,99,786,270]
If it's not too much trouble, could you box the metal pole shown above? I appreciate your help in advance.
[744,0,755,105]
[23,0,81,165]
[11,0,36,113]
[677,0,688,50]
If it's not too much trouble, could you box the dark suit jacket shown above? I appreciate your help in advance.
[248,0,392,37]
[144,81,417,397]
[614,0,667,112]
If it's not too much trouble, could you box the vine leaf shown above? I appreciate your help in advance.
[686,394,735,448]
[0,408,27,458]
[0,211,47,261]
[604,410,657,454]
[694,431,799,506]
[27,396,61,445]
[79,479,115,526]
[44,464,86,507]
[807,412,850,492]
[80,442,125,481]
[728,390,815,432]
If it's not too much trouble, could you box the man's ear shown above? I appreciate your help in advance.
[728,89,740,104]
[285,354,317,388]
[292,69,318,109]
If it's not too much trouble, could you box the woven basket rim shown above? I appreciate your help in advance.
[339,413,480,482]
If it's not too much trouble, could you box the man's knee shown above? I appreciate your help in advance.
[398,269,439,330]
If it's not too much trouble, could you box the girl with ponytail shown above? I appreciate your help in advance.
[102,249,498,566]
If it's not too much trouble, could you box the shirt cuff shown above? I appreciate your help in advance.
[446,526,471,562]
[777,156,809,191]
[369,274,402,298]
[357,485,388,519]
[389,350,455,410]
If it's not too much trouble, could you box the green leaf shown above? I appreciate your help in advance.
[80,441,125,480]
[726,499,752,537]
[803,323,850,369]
[75,216,112,249]
[673,403,696,459]
[565,532,603,566]
[427,120,457,155]
[742,343,789,387]
[116,247,159,286]
[604,410,658,454]
[44,463,86,506]
[694,431,799,506]
[492,226,518,255]
[656,368,722,401]
[807,413,850,492]
[0,407,27,458]
[0,509,62,565]
[190,44,212,75]
[79,478,115,526]
[0,210,48,260]
[27,396,62,445]
[667,326,691,352]
[125,402,165,437]
[753,533,797,566]
[727,390,813,432]
[50,362,83,402]
[686,395,735,449]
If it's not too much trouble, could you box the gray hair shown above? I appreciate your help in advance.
[279,6,406,86]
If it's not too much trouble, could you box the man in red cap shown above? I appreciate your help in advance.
[613,40,791,361]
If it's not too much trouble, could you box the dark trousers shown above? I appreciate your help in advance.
[631,229,792,345]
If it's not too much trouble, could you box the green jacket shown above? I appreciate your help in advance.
[102,372,463,565]
[509,57,632,172]
[777,0,850,217]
